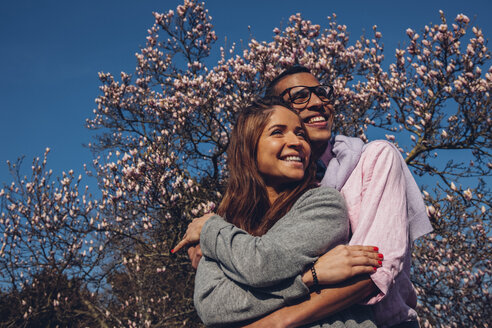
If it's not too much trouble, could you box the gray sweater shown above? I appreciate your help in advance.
[194,187,376,328]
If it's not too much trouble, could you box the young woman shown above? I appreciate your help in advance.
[173,97,382,327]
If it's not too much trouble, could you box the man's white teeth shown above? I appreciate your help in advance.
[283,156,302,162]
[307,116,326,124]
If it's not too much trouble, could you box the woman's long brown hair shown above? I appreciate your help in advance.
[216,97,317,236]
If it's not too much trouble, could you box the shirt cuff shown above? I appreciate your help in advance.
[363,269,391,304]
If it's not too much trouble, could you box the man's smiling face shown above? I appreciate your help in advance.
[274,72,334,145]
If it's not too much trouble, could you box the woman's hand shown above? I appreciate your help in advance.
[171,213,215,253]
[302,245,383,286]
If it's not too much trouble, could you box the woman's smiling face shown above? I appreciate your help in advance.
[256,106,311,191]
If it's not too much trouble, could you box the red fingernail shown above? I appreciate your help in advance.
[373,267,378,271]
[378,260,382,265]
[373,247,379,251]
[170,249,175,253]
[378,254,383,258]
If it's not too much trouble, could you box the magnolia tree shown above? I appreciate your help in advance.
[1,1,490,327]
[0,151,107,326]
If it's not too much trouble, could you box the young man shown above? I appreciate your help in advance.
[244,66,432,328]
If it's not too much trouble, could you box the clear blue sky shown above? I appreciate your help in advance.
[1,0,491,188]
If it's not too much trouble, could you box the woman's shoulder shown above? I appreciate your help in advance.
[293,186,343,209]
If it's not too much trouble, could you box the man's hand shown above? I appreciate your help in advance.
[187,244,203,269]
[172,213,215,253]
[302,245,383,286]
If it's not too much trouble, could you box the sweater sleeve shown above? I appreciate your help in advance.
[199,187,349,288]
[194,256,309,327]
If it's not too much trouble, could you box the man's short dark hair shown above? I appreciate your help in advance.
[264,65,312,97]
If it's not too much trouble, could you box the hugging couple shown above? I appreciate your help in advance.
[172,66,432,328]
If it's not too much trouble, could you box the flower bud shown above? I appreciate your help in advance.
[463,188,472,201]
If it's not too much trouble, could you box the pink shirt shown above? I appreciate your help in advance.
[322,140,420,327]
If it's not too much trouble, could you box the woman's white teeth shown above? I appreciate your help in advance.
[307,116,326,124]
[283,156,302,162]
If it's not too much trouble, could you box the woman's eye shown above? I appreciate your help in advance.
[271,129,283,136]
[295,128,307,138]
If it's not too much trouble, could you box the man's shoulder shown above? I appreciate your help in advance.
[354,140,405,178]
[362,140,402,159]
[331,136,398,156]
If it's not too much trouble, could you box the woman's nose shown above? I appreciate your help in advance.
[286,133,302,147]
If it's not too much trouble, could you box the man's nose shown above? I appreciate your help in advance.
[307,91,324,108]
[324,103,335,114]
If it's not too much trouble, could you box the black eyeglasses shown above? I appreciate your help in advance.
[279,85,334,105]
